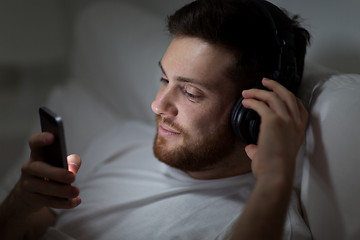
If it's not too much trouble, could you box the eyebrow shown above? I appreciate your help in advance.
[158,61,213,91]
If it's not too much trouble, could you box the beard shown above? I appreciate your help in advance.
[153,115,237,172]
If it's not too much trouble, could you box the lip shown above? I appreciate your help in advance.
[158,122,181,137]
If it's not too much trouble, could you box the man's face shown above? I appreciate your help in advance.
[152,36,240,174]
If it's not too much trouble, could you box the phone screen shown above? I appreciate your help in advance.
[39,107,68,169]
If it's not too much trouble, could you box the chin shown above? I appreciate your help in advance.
[153,125,237,172]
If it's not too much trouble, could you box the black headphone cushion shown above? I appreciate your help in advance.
[231,96,261,144]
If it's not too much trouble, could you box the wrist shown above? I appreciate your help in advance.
[256,154,296,189]
[256,175,293,200]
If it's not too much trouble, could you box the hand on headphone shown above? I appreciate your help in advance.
[241,78,308,184]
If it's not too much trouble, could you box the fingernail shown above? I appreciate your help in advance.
[69,163,79,171]
[74,197,82,206]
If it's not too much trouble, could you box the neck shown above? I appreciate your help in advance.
[186,143,252,180]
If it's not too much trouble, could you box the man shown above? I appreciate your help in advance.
[0,0,311,239]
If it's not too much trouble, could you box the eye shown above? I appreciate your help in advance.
[160,77,169,84]
[184,90,198,99]
[183,85,201,101]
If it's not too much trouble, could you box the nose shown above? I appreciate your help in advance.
[151,86,178,117]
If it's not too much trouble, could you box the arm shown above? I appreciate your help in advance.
[0,133,82,240]
[229,171,294,240]
[229,78,308,240]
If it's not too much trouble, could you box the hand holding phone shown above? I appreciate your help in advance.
[0,109,81,217]
[39,107,68,169]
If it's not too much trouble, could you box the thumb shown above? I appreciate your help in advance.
[245,144,258,161]
[67,154,82,174]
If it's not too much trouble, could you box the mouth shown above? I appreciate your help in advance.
[158,121,181,137]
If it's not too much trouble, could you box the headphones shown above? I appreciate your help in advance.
[230,0,300,144]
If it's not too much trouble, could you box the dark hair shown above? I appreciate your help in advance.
[167,0,311,91]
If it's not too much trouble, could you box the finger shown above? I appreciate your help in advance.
[242,88,288,117]
[28,132,54,148]
[241,98,273,119]
[29,132,54,161]
[296,98,309,139]
[245,144,258,161]
[22,161,75,184]
[27,192,81,209]
[67,154,82,174]
[262,78,300,121]
[297,98,309,124]
[22,176,80,199]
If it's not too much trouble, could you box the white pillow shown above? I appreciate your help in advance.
[301,74,360,239]
[43,81,123,156]
[70,1,170,123]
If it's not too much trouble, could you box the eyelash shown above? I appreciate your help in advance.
[160,77,169,84]
[182,87,199,99]
[160,78,200,100]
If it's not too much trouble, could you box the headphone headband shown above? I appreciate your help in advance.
[231,0,299,144]
[249,0,299,92]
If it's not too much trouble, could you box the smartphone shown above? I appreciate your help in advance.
[39,107,68,169]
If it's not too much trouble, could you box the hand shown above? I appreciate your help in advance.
[241,78,308,184]
[14,132,82,213]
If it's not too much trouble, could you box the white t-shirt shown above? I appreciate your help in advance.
[43,121,311,240]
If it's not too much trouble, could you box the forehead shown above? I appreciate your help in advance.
[161,36,236,92]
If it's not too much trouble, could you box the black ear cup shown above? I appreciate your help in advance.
[231,96,260,144]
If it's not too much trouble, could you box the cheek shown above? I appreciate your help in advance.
[180,103,233,135]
